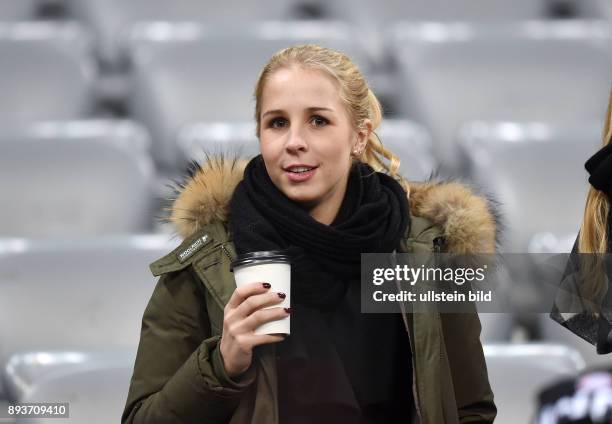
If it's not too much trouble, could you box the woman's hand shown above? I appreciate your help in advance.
[219,282,290,378]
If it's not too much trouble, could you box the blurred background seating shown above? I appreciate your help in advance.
[0,235,179,401]
[459,122,602,253]
[63,0,317,69]
[484,343,586,424]
[0,0,39,21]
[0,22,96,127]
[387,20,612,173]
[0,120,155,237]
[4,350,135,424]
[0,1,610,422]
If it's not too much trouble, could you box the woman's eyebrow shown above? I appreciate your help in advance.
[262,107,334,118]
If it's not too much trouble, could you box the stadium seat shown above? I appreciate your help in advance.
[4,343,585,423]
[375,119,437,181]
[575,0,612,19]
[0,234,179,400]
[459,122,602,253]
[528,232,577,255]
[177,121,261,164]
[0,120,155,237]
[126,21,368,170]
[0,0,38,20]
[321,0,553,64]
[0,22,96,127]
[324,0,548,23]
[65,0,317,67]
[484,343,585,424]
[479,314,516,343]
[3,350,134,423]
[388,20,612,172]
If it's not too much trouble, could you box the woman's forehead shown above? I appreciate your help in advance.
[261,67,342,111]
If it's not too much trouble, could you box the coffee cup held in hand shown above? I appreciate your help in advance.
[231,250,291,335]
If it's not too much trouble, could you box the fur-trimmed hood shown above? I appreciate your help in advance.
[166,156,499,253]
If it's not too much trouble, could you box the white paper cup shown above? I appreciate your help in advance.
[231,251,291,335]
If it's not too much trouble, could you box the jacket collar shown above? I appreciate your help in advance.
[167,155,499,254]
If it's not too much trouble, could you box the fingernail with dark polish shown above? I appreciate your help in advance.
[277,292,286,299]
[284,307,292,314]
[262,282,271,289]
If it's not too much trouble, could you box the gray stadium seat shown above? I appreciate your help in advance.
[65,0,315,67]
[5,351,134,423]
[321,0,552,63]
[0,0,38,20]
[479,314,516,343]
[389,20,612,172]
[177,119,436,181]
[484,343,585,424]
[127,21,368,170]
[0,235,179,401]
[459,122,602,253]
[3,350,135,401]
[178,121,261,164]
[376,119,437,181]
[528,233,577,255]
[325,0,548,23]
[0,23,96,127]
[576,0,612,19]
[0,120,155,237]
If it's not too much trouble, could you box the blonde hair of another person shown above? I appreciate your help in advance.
[253,44,410,194]
[577,92,612,315]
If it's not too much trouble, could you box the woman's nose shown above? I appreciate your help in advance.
[285,126,308,153]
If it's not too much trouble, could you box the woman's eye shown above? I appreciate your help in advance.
[311,116,329,127]
[269,118,288,129]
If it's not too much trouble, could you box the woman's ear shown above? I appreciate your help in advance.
[354,119,372,153]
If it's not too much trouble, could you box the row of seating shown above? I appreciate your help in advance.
[64,0,612,69]
[0,343,591,424]
[6,0,612,24]
[0,21,610,172]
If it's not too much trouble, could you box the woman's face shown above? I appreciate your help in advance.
[258,66,369,223]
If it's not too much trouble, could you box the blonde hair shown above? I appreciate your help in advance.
[253,44,410,193]
[579,91,612,254]
[576,91,612,314]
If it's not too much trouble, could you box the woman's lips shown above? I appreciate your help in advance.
[285,167,317,182]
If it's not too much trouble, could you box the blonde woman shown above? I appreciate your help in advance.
[551,92,612,355]
[122,45,497,423]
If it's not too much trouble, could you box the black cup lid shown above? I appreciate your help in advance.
[230,250,291,272]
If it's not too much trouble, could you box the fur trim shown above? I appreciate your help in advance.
[166,155,499,253]
[409,181,500,254]
[165,156,248,239]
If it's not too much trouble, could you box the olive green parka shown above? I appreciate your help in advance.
[122,157,498,424]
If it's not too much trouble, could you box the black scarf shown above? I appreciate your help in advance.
[585,142,612,198]
[228,155,411,421]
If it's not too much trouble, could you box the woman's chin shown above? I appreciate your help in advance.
[282,188,320,208]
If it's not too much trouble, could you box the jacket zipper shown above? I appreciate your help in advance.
[401,306,423,421]
[392,250,423,421]
[220,243,234,262]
